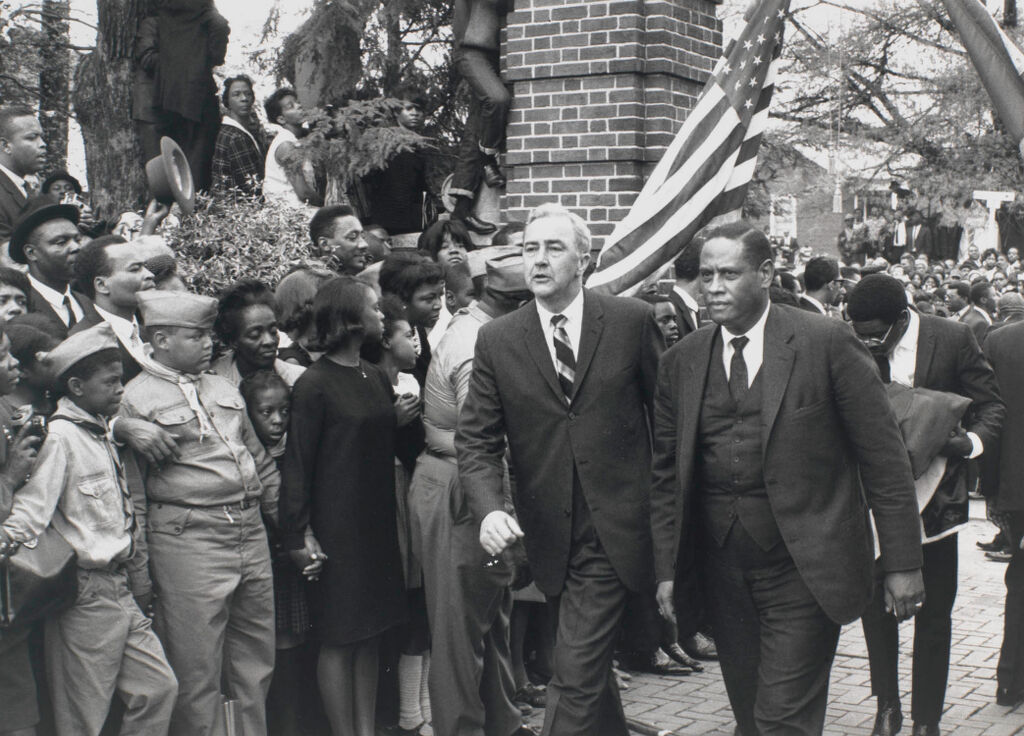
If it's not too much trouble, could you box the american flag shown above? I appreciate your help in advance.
[588,0,791,296]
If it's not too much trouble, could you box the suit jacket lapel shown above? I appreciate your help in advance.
[760,306,796,451]
[914,315,937,388]
[571,291,604,401]
[681,327,715,456]
[522,302,567,405]
[0,172,26,207]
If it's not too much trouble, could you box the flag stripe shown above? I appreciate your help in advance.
[588,0,791,295]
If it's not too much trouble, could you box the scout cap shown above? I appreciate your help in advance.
[485,251,528,294]
[466,245,520,279]
[137,290,217,329]
[47,322,119,379]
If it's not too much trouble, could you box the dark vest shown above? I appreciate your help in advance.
[696,334,781,551]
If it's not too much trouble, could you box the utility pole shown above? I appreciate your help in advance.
[1006,0,1018,27]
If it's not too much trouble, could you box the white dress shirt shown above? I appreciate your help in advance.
[673,285,700,328]
[535,288,585,367]
[94,305,149,367]
[720,302,770,388]
[27,274,84,327]
[887,308,983,459]
[802,294,827,315]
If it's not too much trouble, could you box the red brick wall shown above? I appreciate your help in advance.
[502,0,722,251]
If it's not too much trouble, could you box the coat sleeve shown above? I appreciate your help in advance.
[455,324,508,524]
[1,434,68,543]
[956,324,1005,452]
[827,322,923,573]
[639,304,666,419]
[280,376,324,549]
[650,347,681,583]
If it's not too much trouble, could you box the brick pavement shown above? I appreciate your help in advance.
[598,500,1024,735]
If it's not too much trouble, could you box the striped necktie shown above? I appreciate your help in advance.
[551,314,576,401]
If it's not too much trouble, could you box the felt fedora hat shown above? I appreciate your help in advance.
[8,195,80,265]
[145,137,195,215]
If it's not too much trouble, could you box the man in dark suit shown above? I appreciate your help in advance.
[906,210,934,259]
[651,221,925,735]
[70,235,156,382]
[669,242,702,339]
[799,256,841,316]
[457,202,663,736]
[848,275,1004,736]
[0,105,47,252]
[8,196,96,332]
[982,322,1024,707]
[959,280,996,346]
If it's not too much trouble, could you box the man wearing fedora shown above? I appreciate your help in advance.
[9,195,97,333]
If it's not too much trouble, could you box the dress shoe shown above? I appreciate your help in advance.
[681,631,719,660]
[986,550,1013,563]
[513,682,547,708]
[462,214,497,235]
[978,532,1008,552]
[663,642,704,671]
[510,726,541,735]
[997,686,1024,706]
[482,161,506,189]
[911,723,940,736]
[871,701,903,736]
[618,649,691,676]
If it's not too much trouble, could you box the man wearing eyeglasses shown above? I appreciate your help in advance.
[798,256,842,317]
[848,274,1004,736]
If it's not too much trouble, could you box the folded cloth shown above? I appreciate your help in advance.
[885,383,971,480]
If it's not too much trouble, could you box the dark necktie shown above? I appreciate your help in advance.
[875,354,891,383]
[62,294,77,327]
[729,336,749,400]
[551,314,576,401]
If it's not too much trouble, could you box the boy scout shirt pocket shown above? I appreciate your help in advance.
[73,476,124,530]
[210,395,246,434]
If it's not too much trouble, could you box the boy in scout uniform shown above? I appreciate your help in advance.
[0,323,178,736]
[121,291,280,736]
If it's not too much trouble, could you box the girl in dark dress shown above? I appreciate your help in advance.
[281,276,412,736]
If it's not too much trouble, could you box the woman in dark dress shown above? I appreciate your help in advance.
[281,276,410,736]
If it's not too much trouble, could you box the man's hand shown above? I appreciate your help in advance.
[3,422,42,485]
[479,510,524,556]
[883,569,926,622]
[140,199,170,236]
[941,428,973,458]
[656,580,676,625]
[113,418,179,465]
[0,527,18,559]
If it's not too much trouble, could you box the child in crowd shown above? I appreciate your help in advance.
[239,369,327,736]
[363,295,429,735]
[121,291,280,736]
[0,324,178,736]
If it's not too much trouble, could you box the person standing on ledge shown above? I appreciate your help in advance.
[448,0,510,236]
[650,221,925,735]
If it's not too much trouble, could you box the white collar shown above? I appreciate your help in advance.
[889,309,920,387]
[673,284,699,313]
[222,116,260,149]
[94,304,139,340]
[27,273,72,305]
[535,287,585,328]
[802,294,827,314]
[721,301,770,347]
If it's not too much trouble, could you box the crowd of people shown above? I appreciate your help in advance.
[0,12,1023,735]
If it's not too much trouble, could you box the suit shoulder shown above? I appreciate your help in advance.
[596,292,651,320]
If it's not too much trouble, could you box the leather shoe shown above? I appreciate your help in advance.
[681,631,719,660]
[618,648,691,676]
[911,723,939,736]
[871,701,902,736]
[462,214,497,235]
[663,642,703,671]
[986,550,1013,563]
[482,162,506,189]
[997,686,1024,706]
[978,532,1008,552]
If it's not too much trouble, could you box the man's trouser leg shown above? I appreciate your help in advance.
[46,567,177,736]
[1000,512,1024,693]
[704,525,840,736]
[411,452,520,736]
[149,504,275,736]
[910,534,958,726]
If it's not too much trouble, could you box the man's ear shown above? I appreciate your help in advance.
[94,275,110,298]
[66,375,85,398]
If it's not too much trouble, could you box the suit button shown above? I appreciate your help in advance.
[568,412,576,420]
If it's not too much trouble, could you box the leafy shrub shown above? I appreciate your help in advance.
[165,193,316,296]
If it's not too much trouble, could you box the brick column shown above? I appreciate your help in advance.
[502,0,722,253]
